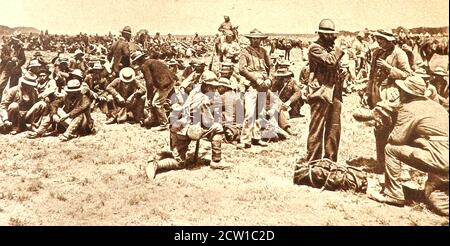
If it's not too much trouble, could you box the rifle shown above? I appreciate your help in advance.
[208,50,215,71]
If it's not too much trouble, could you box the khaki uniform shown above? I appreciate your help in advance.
[56,93,94,138]
[239,46,271,144]
[368,46,412,165]
[384,98,448,216]
[165,89,223,169]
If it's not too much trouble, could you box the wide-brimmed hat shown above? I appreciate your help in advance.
[89,62,103,71]
[38,68,51,76]
[27,59,42,68]
[19,73,38,87]
[195,59,207,67]
[74,49,84,57]
[121,26,132,35]
[119,67,136,83]
[217,77,234,89]
[33,51,42,57]
[395,76,427,97]
[131,50,146,63]
[432,67,448,76]
[316,19,338,34]
[166,58,178,66]
[373,29,396,42]
[220,62,234,70]
[274,68,293,77]
[414,68,430,79]
[64,79,82,92]
[244,28,268,39]
[200,71,220,86]
[277,60,291,69]
[70,69,84,80]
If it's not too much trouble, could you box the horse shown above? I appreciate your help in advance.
[269,38,299,60]
[418,37,449,64]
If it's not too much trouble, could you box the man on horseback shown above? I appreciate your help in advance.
[218,16,238,42]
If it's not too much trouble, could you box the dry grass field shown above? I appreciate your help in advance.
[0,47,448,226]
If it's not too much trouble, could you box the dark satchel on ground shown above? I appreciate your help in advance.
[293,158,368,193]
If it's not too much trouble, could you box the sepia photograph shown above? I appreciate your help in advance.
[0,0,448,229]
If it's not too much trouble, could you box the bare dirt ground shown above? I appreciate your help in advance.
[0,48,448,226]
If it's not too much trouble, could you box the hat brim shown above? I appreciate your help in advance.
[316,29,339,34]
[120,75,135,83]
[373,33,396,41]
[64,87,82,92]
[433,71,448,76]
[131,54,145,63]
[244,34,268,39]
[204,81,221,87]
[274,71,293,77]
[395,80,426,97]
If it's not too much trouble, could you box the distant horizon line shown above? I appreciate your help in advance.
[2,24,449,36]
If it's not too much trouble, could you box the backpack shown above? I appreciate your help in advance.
[293,158,368,193]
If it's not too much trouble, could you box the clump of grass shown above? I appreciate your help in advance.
[17,193,30,202]
[128,193,148,205]
[56,193,67,202]
[9,217,27,226]
[27,180,43,192]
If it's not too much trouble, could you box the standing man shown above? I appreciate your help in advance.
[238,28,271,149]
[306,19,344,162]
[108,26,132,77]
[366,29,412,167]
[369,76,448,216]
[131,51,175,130]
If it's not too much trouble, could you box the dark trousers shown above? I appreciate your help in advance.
[307,98,342,162]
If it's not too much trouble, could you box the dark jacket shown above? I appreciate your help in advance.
[108,38,130,74]
[308,39,344,101]
[140,59,175,90]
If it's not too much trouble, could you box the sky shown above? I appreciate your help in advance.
[0,0,448,35]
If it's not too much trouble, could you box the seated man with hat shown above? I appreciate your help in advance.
[131,50,175,130]
[370,75,449,217]
[69,49,88,74]
[146,71,230,179]
[215,76,242,144]
[429,67,449,111]
[85,62,115,117]
[181,59,198,81]
[218,62,240,92]
[0,73,39,134]
[25,68,59,138]
[27,59,46,76]
[105,67,146,124]
[180,59,207,92]
[53,79,95,142]
[271,66,304,136]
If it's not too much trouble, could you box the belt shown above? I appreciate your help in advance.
[428,136,449,142]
